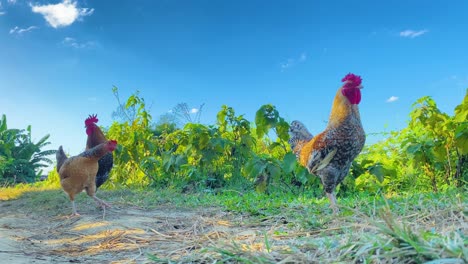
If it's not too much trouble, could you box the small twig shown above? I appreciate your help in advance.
[150,228,172,238]
[122,238,143,264]
[102,206,106,220]
[0,250,25,253]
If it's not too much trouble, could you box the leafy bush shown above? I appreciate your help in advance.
[0,114,55,185]
[354,89,468,193]
[104,89,312,193]
[62,87,468,196]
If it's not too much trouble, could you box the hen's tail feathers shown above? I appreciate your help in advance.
[56,146,68,172]
[288,120,314,157]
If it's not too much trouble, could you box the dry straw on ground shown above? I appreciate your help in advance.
[0,190,466,263]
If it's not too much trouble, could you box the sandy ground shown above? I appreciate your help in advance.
[3,190,464,263]
[0,200,256,263]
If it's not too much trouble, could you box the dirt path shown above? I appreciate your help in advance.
[2,190,466,263]
[0,200,259,263]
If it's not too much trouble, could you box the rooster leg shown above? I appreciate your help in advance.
[326,192,340,214]
[92,196,111,209]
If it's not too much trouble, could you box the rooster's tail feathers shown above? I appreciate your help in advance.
[288,120,314,156]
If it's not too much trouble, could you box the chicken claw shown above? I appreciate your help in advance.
[326,192,340,214]
[93,196,111,209]
[68,201,81,217]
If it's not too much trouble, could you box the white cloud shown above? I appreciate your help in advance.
[386,96,399,103]
[190,108,199,114]
[450,75,468,88]
[280,59,295,70]
[9,26,38,35]
[299,52,307,62]
[280,52,307,71]
[62,37,96,49]
[31,0,94,28]
[0,11,5,16]
[399,29,429,38]
[8,0,17,4]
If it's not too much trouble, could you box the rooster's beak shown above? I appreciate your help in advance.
[358,85,364,89]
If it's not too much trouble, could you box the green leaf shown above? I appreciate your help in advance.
[125,95,137,108]
[276,119,290,141]
[267,164,281,180]
[454,123,468,154]
[406,143,422,155]
[432,144,447,162]
[368,164,385,183]
[282,153,297,174]
[295,166,311,185]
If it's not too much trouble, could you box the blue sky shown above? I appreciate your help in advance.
[1,0,467,173]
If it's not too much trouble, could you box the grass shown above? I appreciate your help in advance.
[0,182,466,263]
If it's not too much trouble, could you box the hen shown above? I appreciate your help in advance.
[56,140,117,216]
[85,114,114,189]
[289,73,365,213]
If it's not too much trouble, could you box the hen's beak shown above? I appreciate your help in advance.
[358,85,364,89]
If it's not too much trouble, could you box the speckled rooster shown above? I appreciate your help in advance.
[289,73,365,213]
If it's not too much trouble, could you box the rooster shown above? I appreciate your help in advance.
[289,73,365,213]
[85,114,114,189]
[56,140,117,216]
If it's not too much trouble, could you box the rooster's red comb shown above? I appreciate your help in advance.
[85,114,99,126]
[341,73,362,86]
[110,139,118,144]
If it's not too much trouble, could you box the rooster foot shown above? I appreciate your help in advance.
[326,192,340,214]
[331,206,340,214]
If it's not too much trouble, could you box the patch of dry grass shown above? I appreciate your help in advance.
[0,184,466,263]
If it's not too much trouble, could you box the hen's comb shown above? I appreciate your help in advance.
[85,114,99,126]
[342,73,362,86]
[109,139,118,144]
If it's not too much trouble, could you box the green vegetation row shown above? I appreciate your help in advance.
[0,115,55,184]
[2,89,467,196]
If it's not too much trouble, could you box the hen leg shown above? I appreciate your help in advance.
[326,192,339,214]
[85,182,111,209]
[68,196,80,217]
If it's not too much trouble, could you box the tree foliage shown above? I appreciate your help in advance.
[0,114,55,185]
